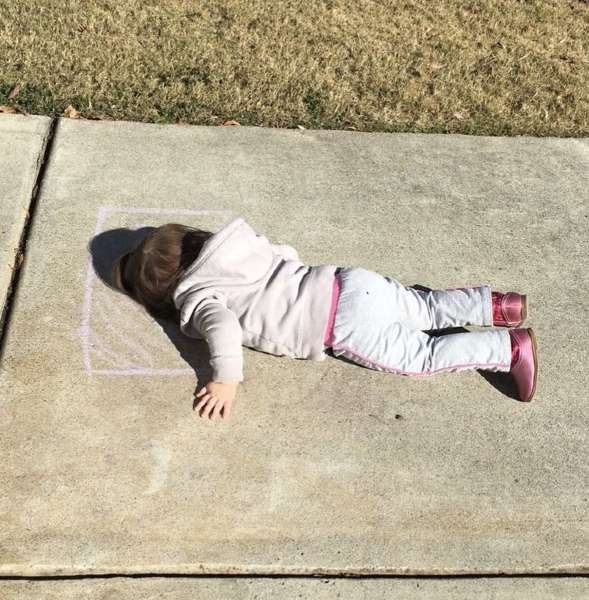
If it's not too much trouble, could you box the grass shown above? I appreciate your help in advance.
[0,0,588,135]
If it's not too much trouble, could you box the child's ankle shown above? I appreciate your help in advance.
[510,330,520,367]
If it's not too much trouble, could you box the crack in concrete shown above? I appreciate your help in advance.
[0,116,58,357]
[0,565,588,579]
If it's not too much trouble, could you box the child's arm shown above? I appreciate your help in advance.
[185,298,244,420]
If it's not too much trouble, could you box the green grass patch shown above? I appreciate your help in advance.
[1,0,588,135]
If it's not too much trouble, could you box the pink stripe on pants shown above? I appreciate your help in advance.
[323,272,341,347]
[327,267,512,375]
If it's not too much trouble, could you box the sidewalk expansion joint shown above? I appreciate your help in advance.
[0,572,589,582]
[0,115,58,358]
[0,570,588,580]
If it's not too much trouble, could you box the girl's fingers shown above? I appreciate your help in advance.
[222,401,231,420]
[193,392,232,421]
[212,400,224,420]
[194,394,210,412]
[202,397,218,419]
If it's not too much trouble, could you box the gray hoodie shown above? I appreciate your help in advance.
[172,217,338,382]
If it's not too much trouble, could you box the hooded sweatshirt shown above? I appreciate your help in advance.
[172,217,338,382]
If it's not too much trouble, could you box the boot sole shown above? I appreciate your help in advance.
[523,327,538,402]
[521,294,528,325]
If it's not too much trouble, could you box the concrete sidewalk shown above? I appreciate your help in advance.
[1,576,588,599]
[0,115,52,335]
[0,114,587,595]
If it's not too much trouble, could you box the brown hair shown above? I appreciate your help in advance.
[111,223,211,319]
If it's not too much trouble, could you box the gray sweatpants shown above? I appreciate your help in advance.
[330,267,512,375]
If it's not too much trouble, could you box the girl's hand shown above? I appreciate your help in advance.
[194,381,239,420]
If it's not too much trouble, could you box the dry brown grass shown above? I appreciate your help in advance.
[1,0,588,135]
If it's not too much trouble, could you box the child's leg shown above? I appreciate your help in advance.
[381,276,492,330]
[331,267,509,375]
[332,320,512,376]
[335,267,491,332]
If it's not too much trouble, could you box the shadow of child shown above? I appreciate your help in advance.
[88,227,213,398]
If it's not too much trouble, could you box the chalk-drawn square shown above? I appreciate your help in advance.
[81,206,234,375]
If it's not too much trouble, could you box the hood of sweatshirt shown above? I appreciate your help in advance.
[173,216,276,311]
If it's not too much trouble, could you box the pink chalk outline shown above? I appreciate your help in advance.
[81,206,233,376]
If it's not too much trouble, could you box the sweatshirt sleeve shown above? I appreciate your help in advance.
[185,297,244,382]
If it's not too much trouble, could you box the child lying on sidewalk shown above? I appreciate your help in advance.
[111,217,538,420]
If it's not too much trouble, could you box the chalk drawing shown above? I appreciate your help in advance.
[81,206,234,376]
[88,328,138,368]
[94,298,153,363]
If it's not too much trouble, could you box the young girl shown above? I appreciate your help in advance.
[111,216,538,420]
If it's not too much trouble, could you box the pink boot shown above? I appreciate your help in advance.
[509,328,538,402]
[492,291,527,327]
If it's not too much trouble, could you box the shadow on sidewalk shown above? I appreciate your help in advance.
[87,226,213,397]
